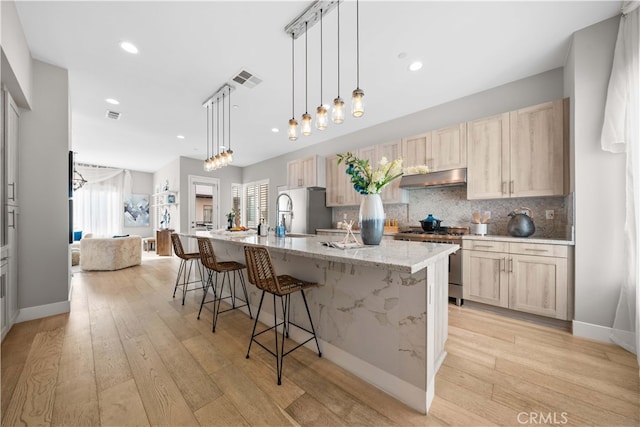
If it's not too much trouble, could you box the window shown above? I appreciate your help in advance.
[231,183,242,224]
[243,180,269,228]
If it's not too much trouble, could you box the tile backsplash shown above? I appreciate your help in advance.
[332,187,573,239]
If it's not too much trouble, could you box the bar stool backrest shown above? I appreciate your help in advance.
[244,246,281,295]
[171,233,188,260]
[197,237,220,271]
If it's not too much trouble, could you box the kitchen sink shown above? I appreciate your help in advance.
[284,233,314,238]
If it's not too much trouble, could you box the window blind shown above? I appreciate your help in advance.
[244,180,268,228]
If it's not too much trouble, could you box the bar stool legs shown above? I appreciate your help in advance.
[211,269,252,332]
[172,256,203,305]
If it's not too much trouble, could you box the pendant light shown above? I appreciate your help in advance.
[225,85,233,165]
[288,33,298,141]
[351,0,365,118]
[203,103,210,171]
[332,1,344,124]
[315,9,328,130]
[301,21,312,136]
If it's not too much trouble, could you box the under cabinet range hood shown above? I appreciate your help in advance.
[399,168,467,189]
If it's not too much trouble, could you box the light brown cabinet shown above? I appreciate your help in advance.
[326,154,357,207]
[358,141,406,204]
[462,239,571,320]
[287,155,326,189]
[467,99,568,200]
[402,123,466,172]
[156,229,174,256]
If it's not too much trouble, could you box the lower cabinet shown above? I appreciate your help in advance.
[462,239,571,320]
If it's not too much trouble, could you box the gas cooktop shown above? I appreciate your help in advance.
[394,226,469,242]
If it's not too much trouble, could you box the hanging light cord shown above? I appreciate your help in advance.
[228,86,231,151]
[291,33,295,118]
[206,104,210,159]
[356,0,360,89]
[337,1,340,97]
[216,97,220,155]
[222,92,226,153]
[305,20,308,114]
[320,9,323,105]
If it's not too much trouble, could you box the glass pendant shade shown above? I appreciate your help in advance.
[226,149,233,165]
[351,88,365,118]
[332,97,345,124]
[288,118,298,141]
[316,105,328,130]
[203,159,209,171]
[301,113,312,136]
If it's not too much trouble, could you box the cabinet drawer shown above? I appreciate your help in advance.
[462,240,508,252]
[509,242,568,258]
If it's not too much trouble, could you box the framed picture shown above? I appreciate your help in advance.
[124,194,150,227]
[167,194,176,204]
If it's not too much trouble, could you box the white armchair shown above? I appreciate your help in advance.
[80,235,142,271]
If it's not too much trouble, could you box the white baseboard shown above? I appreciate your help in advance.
[572,320,614,344]
[16,300,70,323]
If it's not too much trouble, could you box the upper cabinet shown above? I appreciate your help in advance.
[326,154,357,207]
[287,155,326,189]
[358,141,406,204]
[467,98,569,200]
[402,123,466,172]
[4,91,20,207]
[430,123,467,171]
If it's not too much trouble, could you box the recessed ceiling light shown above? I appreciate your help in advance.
[105,98,120,105]
[397,52,407,59]
[232,105,239,109]
[177,135,185,139]
[120,41,139,54]
[271,128,280,133]
[409,61,423,71]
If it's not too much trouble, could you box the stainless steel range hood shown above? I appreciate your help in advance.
[399,168,467,189]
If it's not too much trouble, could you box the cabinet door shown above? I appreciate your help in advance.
[300,156,318,188]
[401,132,430,168]
[4,91,19,207]
[287,160,302,189]
[6,206,18,326]
[467,113,510,200]
[376,141,404,204]
[509,254,568,320]
[431,123,466,171]
[510,99,566,197]
[463,250,509,307]
[326,155,357,207]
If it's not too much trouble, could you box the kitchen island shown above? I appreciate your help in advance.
[186,231,458,413]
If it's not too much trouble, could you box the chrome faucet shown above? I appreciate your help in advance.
[275,193,293,232]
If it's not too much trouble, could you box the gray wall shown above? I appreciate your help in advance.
[567,16,625,330]
[18,59,69,309]
[179,157,242,232]
[243,68,565,226]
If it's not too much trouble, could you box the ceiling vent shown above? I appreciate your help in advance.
[105,110,121,120]
[231,69,262,88]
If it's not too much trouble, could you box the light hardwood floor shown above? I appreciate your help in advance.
[2,255,638,426]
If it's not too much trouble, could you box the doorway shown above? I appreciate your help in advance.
[188,175,220,251]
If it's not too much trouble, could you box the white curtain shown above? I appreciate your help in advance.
[601,1,639,364]
[73,166,131,237]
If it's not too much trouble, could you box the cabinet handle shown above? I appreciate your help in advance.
[509,258,513,273]
[8,210,15,229]
[500,258,506,272]
[525,248,549,253]
[502,181,506,195]
[298,178,303,187]
[510,180,514,194]
[8,183,15,201]
[473,245,493,249]
[0,257,8,261]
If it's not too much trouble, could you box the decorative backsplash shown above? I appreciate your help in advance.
[332,187,573,239]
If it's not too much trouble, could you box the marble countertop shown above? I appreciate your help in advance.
[187,231,457,274]
[462,234,574,245]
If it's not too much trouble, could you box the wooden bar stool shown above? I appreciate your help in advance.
[197,237,252,332]
[243,245,321,385]
[170,233,204,305]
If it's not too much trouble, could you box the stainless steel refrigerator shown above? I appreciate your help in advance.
[277,187,332,234]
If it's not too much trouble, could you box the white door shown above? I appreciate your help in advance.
[188,175,220,252]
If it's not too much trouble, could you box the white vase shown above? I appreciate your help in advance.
[359,193,384,245]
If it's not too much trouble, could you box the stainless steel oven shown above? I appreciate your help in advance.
[394,226,467,306]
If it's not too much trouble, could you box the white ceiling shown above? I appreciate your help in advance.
[15,1,621,172]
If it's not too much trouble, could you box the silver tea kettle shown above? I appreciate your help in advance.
[507,207,535,237]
